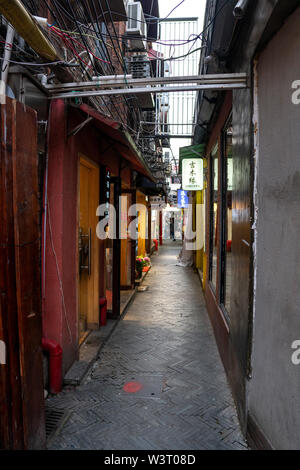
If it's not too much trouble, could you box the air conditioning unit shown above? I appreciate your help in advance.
[142,110,156,131]
[126,2,147,51]
[130,54,150,78]
[130,54,154,109]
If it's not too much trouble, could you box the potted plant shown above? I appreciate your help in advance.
[143,256,151,266]
[135,256,146,279]
[143,256,151,272]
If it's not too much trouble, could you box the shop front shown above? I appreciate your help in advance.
[203,92,233,374]
[43,99,154,374]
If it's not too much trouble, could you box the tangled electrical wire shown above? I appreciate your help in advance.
[0,0,232,147]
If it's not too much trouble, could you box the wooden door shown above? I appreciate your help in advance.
[121,189,136,289]
[120,191,132,289]
[78,156,99,338]
[0,98,45,449]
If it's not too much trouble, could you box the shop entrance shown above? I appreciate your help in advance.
[78,155,99,343]
[104,177,121,319]
[120,189,136,311]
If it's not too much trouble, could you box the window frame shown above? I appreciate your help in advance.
[219,113,233,324]
[208,142,219,294]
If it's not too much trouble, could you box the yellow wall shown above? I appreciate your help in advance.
[136,191,147,257]
[193,158,208,288]
[195,190,204,270]
[120,193,131,287]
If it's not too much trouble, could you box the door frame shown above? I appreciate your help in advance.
[110,177,121,318]
[121,188,136,289]
[77,154,100,333]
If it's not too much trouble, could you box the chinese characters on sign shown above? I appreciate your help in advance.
[177,189,189,208]
[150,196,166,210]
[182,158,203,191]
[100,165,111,218]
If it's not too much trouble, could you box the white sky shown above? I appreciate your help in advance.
[158,0,206,160]
[159,0,205,28]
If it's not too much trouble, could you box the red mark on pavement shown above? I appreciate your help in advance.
[123,381,143,393]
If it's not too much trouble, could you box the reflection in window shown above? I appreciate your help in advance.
[223,122,233,314]
[105,182,114,311]
[211,143,218,291]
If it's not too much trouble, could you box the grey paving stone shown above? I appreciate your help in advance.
[47,242,248,450]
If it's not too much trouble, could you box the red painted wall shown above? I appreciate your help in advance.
[43,100,133,374]
[43,100,78,373]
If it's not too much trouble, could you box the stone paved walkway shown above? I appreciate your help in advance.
[47,243,248,450]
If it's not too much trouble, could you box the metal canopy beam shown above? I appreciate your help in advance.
[47,73,248,99]
[46,73,247,93]
[142,135,193,139]
[50,82,247,100]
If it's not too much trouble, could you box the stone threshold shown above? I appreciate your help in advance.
[63,268,152,387]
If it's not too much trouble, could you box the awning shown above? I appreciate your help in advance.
[79,103,155,181]
[179,144,206,174]
[136,175,167,196]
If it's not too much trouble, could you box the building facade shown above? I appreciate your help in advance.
[193,0,300,449]
[0,0,165,449]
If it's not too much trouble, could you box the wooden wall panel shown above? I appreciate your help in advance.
[0,99,24,450]
[0,98,45,449]
[14,101,45,449]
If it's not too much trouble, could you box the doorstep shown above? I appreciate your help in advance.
[64,270,151,387]
[63,289,138,387]
[135,265,152,287]
[120,289,136,315]
[63,320,116,386]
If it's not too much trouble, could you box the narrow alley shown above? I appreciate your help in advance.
[47,243,247,450]
[2,0,300,452]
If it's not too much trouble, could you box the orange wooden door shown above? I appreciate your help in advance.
[78,156,99,340]
[120,193,132,288]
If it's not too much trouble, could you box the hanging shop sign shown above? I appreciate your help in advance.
[177,189,189,208]
[100,165,111,218]
[179,143,205,191]
[179,143,205,173]
[182,158,204,191]
[150,196,166,208]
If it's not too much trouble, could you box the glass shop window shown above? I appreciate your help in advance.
[220,117,233,317]
[209,143,219,291]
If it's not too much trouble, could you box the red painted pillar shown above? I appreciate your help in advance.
[42,99,78,374]
[159,210,163,246]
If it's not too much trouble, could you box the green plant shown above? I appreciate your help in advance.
[136,256,146,278]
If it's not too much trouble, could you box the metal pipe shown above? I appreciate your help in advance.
[233,0,250,19]
[0,0,57,61]
[42,338,62,394]
[50,82,247,100]
[92,74,133,81]
[1,24,15,85]
[45,73,248,93]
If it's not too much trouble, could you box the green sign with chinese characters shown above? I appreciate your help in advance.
[179,144,205,174]
[182,158,204,191]
[179,144,205,191]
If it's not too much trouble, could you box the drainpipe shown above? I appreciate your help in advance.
[233,0,250,19]
[42,338,63,394]
[159,210,163,246]
[0,0,57,61]
[1,24,15,87]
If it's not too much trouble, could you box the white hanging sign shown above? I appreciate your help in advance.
[182,158,203,191]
